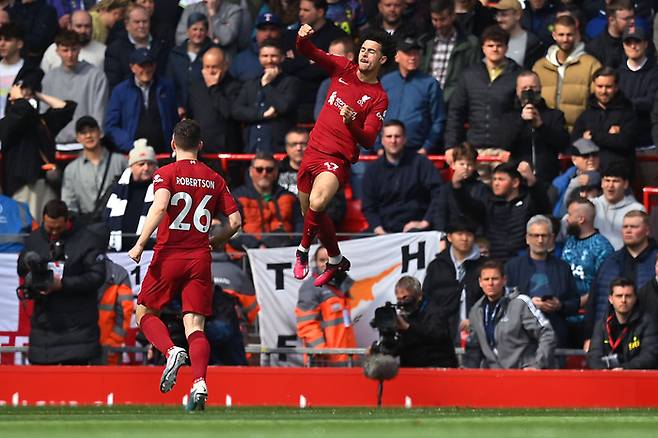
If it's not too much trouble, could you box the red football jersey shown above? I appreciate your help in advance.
[151,159,238,258]
[297,36,388,163]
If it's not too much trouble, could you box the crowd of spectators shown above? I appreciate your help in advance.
[6,0,658,370]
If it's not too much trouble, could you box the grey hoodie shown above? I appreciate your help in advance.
[463,290,556,369]
[592,194,645,250]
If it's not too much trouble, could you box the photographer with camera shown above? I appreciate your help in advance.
[498,71,570,184]
[17,200,106,365]
[588,277,658,370]
[393,276,457,368]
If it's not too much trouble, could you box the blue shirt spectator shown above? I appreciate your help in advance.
[0,195,34,252]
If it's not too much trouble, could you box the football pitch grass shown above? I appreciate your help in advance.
[2,407,658,438]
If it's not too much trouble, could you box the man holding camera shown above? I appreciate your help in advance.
[498,70,570,184]
[17,200,106,365]
[588,277,658,370]
[394,276,457,367]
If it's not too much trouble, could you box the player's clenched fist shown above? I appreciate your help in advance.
[298,24,314,38]
[128,243,144,263]
[340,105,355,124]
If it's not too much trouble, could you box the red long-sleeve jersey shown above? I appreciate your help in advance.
[296,35,388,163]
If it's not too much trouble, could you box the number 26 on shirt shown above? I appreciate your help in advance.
[169,192,212,233]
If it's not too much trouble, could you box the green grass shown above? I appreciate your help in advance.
[1,407,658,438]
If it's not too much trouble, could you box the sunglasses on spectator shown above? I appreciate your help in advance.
[253,166,275,174]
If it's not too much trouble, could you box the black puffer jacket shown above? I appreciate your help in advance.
[444,59,521,148]
[618,57,658,148]
[453,182,551,262]
[18,222,106,365]
[588,305,658,370]
[571,92,637,176]
[422,247,485,342]
[434,173,491,233]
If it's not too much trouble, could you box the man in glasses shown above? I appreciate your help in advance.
[504,214,580,348]
[232,152,298,248]
[293,23,393,287]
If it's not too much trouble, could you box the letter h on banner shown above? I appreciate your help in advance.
[401,241,426,273]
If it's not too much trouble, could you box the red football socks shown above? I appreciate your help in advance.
[301,208,322,249]
[317,210,340,257]
[139,313,175,356]
[187,330,210,381]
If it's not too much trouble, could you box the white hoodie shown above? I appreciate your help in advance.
[592,194,645,250]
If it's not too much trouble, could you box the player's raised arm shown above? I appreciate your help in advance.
[128,188,171,262]
[295,24,347,76]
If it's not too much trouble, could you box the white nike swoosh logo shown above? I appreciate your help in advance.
[338,78,348,85]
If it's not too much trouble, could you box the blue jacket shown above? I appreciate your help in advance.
[0,195,33,252]
[585,11,650,40]
[104,76,178,152]
[362,150,442,232]
[551,166,577,217]
[505,254,580,346]
[229,41,263,83]
[380,70,446,152]
[585,242,658,338]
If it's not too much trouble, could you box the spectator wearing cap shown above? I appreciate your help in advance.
[422,218,485,344]
[61,116,127,219]
[230,12,283,83]
[6,0,58,63]
[104,4,169,89]
[444,25,521,173]
[379,36,446,153]
[592,162,645,250]
[561,197,614,342]
[282,0,347,122]
[185,47,241,154]
[498,70,570,184]
[41,10,107,73]
[42,30,109,149]
[551,138,602,218]
[420,0,480,106]
[166,12,215,117]
[452,161,550,262]
[175,0,241,58]
[232,39,301,153]
[104,138,158,251]
[571,66,637,177]
[504,215,580,347]
[585,0,646,68]
[0,76,76,218]
[0,23,43,120]
[492,0,545,69]
[104,47,178,153]
[362,120,443,234]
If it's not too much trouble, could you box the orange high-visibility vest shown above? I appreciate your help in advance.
[98,260,134,365]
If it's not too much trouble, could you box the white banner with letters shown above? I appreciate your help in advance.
[247,232,441,366]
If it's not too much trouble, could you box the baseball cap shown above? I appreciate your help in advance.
[491,0,522,11]
[129,48,155,65]
[572,138,600,156]
[75,115,100,133]
[256,12,282,29]
[129,139,157,166]
[397,36,422,52]
[622,27,647,42]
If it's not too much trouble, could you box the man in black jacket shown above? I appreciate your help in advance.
[394,276,457,367]
[588,277,658,369]
[444,25,521,157]
[453,160,550,262]
[185,47,241,153]
[499,70,570,184]
[422,219,484,344]
[572,66,637,178]
[232,39,301,154]
[585,0,633,68]
[17,200,106,365]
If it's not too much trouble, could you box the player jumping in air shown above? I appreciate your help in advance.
[293,23,392,287]
[128,119,241,412]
